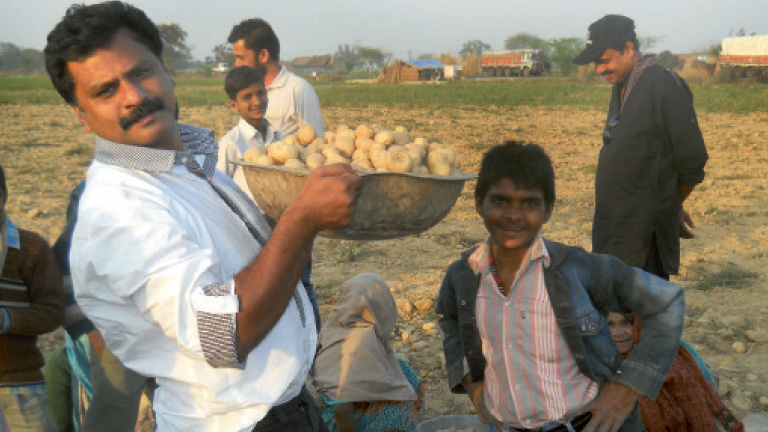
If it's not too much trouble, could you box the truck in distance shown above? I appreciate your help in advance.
[481,49,544,77]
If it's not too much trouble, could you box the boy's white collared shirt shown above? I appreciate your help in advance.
[217,117,281,202]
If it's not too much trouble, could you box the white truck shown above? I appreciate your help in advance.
[718,34,768,78]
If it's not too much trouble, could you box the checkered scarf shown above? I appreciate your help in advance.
[620,54,658,110]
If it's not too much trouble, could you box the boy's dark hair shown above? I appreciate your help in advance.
[44,1,164,105]
[227,18,280,62]
[225,66,265,100]
[475,140,555,208]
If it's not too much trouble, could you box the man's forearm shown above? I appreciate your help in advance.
[233,206,316,360]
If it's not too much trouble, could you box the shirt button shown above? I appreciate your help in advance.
[181,156,188,163]
[589,323,597,332]
[460,300,466,306]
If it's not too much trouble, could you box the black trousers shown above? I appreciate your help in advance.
[252,387,329,432]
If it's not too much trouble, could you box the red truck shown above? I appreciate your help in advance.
[481,49,544,77]
[718,34,768,78]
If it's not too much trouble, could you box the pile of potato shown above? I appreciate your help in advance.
[243,123,461,176]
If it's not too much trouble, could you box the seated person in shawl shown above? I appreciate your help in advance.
[608,312,744,432]
[307,273,424,432]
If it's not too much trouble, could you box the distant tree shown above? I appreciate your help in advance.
[459,40,490,57]
[548,37,583,76]
[355,46,389,71]
[0,42,21,71]
[158,23,191,74]
[0,42,44,73]
[707,43,722,57]
[638,35,664,52]
[211,43,234,66]
[335,44,357,71]
[657,50,680,69]
[505,32,547,50]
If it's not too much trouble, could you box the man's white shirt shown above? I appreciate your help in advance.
[217,117,280,201]
[266,66,324,138]
[72,126,316,431]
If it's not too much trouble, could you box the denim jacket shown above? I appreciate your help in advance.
[435,239,684,429]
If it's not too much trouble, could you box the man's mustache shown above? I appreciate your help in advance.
[119,97,165,131]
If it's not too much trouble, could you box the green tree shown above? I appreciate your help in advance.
[158,23,191,74]
[334,44,357,71]
[505,32,547,50]
[638,35,664,51]
[459,40,490,57]
[0,42,21,71]
[657,50,680,69]
[211,43,234,66]
[548,37,583,76]
[355,46,389,71]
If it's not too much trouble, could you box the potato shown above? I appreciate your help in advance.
[310,137,326,147]
[283,135,300,146]
[428,142,443,153]
[435,147,457,166]
[394,125,408,133]
[305,153,325,170]
[392,131,411,146]
[418,165,430,175]
[243,146,265,163]
[388,150,413,173]
[300,145,321,162]
[283,158,306,170]
[355,124,375,139]
[352,149,370,163]
[325,153,350,165]
[370,149,390,170]
[334,135,356,158]
[427,152,451,176]
[267,142,300,163]
[297,123,317,145]
[355,137,375,151]
[374,131,394,147]
[336,124,352,135]
[353,158,373,171]
[371,124,387,135]
[323,131,336,145]
[404,143,424,165]
[321,145,341,159]
[369,141,387,152]
[413,137,428,147]
[255,154,275,165]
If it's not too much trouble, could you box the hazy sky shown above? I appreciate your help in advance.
[1,0,766,61]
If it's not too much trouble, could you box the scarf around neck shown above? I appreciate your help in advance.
[620,54,658,110]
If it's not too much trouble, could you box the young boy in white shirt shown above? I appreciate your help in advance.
[217,66,281,201]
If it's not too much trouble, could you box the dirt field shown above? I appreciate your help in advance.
[1,103,767,421]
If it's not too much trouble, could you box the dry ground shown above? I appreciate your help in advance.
[1,103,767,421]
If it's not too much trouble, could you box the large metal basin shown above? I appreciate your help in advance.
[236,162,475,241]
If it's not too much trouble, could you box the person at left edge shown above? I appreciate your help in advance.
[44,2,361,431]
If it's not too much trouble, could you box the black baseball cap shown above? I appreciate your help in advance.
[573,15,636,65]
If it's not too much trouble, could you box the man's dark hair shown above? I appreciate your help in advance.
[475,140,556,208]
[225,66,265,100]
[44,1,164,105]
[227,18,280,62]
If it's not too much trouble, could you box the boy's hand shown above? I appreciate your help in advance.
[463,376,504,429]
[286,164,362,233]
[679,208,696,239]
[581,381,639,432]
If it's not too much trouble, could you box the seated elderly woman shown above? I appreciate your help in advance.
[307,273,424,432]
[607,312,744,432]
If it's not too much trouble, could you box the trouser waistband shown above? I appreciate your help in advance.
[508,412,592,432]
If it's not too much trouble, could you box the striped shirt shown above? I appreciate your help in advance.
[469,236,598,428]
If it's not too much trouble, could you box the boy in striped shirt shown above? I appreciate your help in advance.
[436,141,684,432]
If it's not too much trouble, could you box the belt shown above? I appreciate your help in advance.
[508,412,592,432]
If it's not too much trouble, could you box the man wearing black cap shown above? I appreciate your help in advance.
[573,15,708,280]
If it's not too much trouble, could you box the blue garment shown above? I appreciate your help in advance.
[436,239,684,431]
[320,358,423,432]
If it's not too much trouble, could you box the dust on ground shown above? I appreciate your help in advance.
[1,103,767,420]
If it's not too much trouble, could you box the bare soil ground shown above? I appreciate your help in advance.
[1,103,767,421]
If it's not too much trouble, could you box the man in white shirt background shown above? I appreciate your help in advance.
[228,18,326,329]
[44,2,361,430]
[228,18,325,138]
